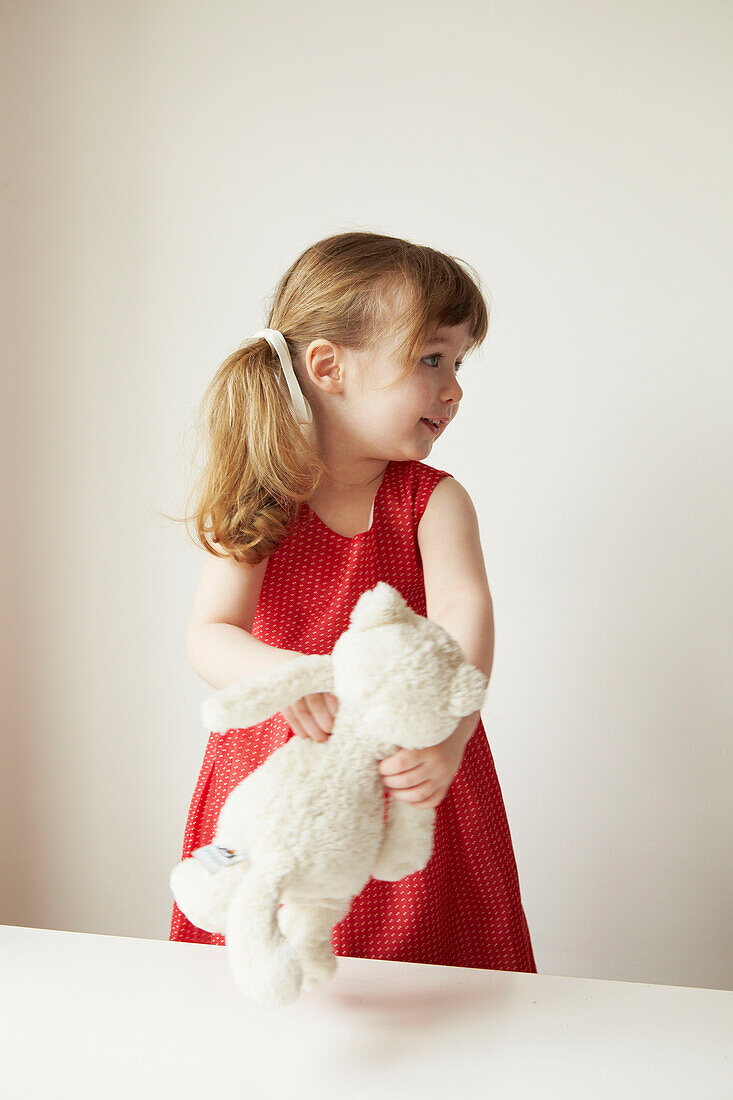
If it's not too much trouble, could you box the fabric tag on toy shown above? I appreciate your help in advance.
[192,844,249,873]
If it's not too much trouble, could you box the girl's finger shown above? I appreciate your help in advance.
[305,695,333,735]
[378,750,419,776]
[381,765,427,790]
[325,693,339,718]
[285,703,327,742]
[388,780,436,802]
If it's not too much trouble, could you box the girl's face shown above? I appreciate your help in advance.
[362,321,472,461]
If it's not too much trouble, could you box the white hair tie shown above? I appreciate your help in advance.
[254,328,313,426]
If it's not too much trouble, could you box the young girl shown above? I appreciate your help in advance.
[169,230,536,973]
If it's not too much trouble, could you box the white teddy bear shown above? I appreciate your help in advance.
[170,581,488,1006]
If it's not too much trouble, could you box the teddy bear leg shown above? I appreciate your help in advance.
[278,897,351,991]
[225,864,303,1006]
[372,799,436,881]
[169,855,250,935]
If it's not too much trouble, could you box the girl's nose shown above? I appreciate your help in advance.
[441,377,463,404]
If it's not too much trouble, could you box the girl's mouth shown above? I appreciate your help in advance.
[420,418,444,436]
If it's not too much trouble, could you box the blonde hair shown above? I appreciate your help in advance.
[165,230,490,564]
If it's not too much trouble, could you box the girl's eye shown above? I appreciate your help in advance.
[422,353,462,371]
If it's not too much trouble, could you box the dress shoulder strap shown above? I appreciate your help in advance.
[398,460,454,529]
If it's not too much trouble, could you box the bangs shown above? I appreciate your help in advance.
[370,247,490,385]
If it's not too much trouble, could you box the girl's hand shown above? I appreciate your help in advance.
[283,692,339,743]
[378,728,465,809]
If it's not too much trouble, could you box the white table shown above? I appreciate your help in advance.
[1,924,731,1098]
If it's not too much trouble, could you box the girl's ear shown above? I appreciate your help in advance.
[304,339,343,394]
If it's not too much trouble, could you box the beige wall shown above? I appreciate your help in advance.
[2,0,731,991]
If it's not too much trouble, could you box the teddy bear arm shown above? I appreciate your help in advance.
[203,653,335,732]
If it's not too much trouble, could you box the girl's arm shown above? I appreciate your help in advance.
[417,477,495,749]
[188,622,300,690]
[427,597,494,751]
[186,551,299,689]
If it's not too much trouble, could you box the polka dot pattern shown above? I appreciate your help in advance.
[169,459,536,973]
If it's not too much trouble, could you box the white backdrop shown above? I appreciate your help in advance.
[2,0,731,992]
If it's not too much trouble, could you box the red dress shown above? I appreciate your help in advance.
[170,459,537,973]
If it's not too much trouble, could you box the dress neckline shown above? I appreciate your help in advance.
[305,460,394,541]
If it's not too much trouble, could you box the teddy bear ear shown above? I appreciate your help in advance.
[349,581,409,631]
[448,662,489,717]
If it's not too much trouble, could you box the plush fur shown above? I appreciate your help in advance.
[170,581,488,1005]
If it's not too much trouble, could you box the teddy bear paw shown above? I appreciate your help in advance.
[372,858,421,882]
[301,949,338,992]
